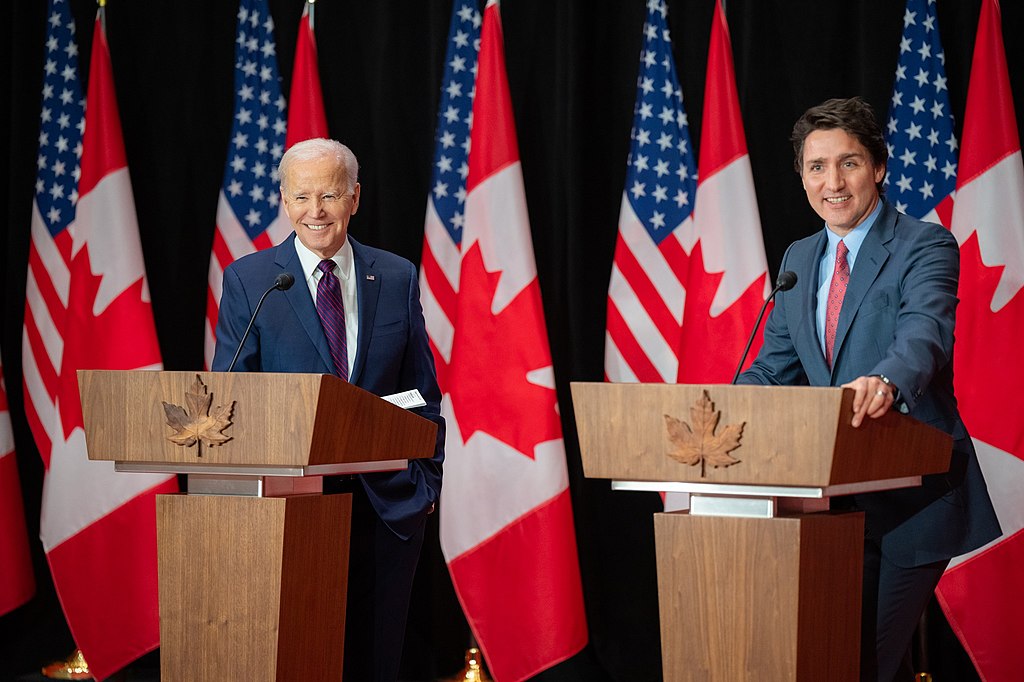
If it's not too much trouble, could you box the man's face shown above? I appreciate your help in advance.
[281,154,360,259]
[800,128,885,236]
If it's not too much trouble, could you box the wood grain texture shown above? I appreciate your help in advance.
[157,494,351,682]
[79,370,436,467]
[571,383,951,486]
[654,511,863,681]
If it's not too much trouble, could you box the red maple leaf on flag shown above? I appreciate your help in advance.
[447,243,562,458]
[57,246,161,438]
[954,232,1024,457]
[675,240,770,384]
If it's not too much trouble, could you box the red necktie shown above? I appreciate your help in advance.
[316,259,349,380]
[824,240,849,368]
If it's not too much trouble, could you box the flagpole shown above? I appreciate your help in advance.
[308,0,315,31]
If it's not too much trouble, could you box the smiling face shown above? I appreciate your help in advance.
[281,154,360,259]
[799,127,885,236]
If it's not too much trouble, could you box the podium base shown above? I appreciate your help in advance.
[655,510,863,681]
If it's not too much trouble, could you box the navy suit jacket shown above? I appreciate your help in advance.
[739,201,1000,567]
[212,233,444,540]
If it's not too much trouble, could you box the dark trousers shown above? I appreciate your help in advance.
[335,480,426,682]
[861,538,949,682]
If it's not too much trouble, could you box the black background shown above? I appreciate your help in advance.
[2,1,1022,680]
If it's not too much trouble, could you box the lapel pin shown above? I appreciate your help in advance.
[366,274,376,281]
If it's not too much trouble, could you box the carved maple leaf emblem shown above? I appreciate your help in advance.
[162,375,235,454]
[664,391,744,477]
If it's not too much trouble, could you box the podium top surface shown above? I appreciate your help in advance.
[570,382,951,488]
[79,370,437,470]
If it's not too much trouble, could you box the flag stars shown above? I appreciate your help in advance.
[444,105,460,123]
[434,180,449,198]
[896,174,913,192]
[47,206,62,225]
[910,96,926,114]
[924,155,938,172]
[918,181,934,200]
[228,180,243,197]
[261,40,275,59]
[654,159,670,177]
[437,155,453,173]
[652,185,668,202]
[933,73,947,92]
[636,129,651,146]
[658,106,675,125]
[231,155,246,173]
[917,41,931,60]
[941,160,957,179]
[650,211,666,229]
[914,68,930,88]
[900,148,917,166]
[900,36,912,53]
[927,128,940,146]
[440,131,456,148]
[641,77,654,95]
[245,208,262,227]
[674,189,689,208]
[633,154,649,172]
[639,102,653,120]
[630,181,646,199]
[905,122,922,141]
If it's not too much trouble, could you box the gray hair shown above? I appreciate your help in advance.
[279,138,359,193]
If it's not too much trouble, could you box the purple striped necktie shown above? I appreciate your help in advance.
[316,259,349,380]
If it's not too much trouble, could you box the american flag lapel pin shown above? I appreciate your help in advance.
[366,275,375,281]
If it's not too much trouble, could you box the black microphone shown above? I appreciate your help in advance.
[731,271,797,384]
[225,273,295,372]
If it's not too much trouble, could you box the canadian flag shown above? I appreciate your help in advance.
[285,0,328,148]
[936,0,1024,678]
[30,11,177,679]
[679,0,770,385]
[0,359,34,617]
[437,1,588,680]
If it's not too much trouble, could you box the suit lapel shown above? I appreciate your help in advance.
[795,231,832,384]
[274,235,334,371]
[830,203,896,375]
[349,238,380,386]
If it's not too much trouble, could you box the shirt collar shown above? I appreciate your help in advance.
[294,235,354,283]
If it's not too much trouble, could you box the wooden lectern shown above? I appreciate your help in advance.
[78,370,437,682]
[571,383,952,681]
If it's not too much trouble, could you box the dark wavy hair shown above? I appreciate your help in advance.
[791,97,887,190]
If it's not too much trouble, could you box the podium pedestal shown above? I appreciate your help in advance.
[571,382,952,681]
[78,370,438,682]
[656,511,862,681]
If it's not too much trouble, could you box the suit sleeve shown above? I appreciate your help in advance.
[211,265,259,372]
[870,222,958,411]
[737,244,808,387]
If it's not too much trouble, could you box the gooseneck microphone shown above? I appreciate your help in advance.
[731,271,797,384]
[226,272,295,372]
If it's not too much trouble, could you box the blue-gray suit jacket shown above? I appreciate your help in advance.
[738,201,1000,567]
[212,233,444,541]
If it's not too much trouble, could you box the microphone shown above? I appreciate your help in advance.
[731,271,797,384]
[225,273,295,372]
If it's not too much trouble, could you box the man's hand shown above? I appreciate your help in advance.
[841,375,896,428]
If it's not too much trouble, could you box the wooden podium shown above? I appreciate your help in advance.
[571,383,952,681]
[79,370,437,682]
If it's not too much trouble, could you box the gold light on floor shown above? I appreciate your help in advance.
[41,649,92,680]
[446,646,492,682]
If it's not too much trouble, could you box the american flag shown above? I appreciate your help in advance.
[884,0,958,226]
[604,0,697,384]
[24,2,176,677]
[419,1,481,373]
[205,0,290,366]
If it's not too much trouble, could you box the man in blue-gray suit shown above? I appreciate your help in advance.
[213,138,443,682]
[737,98,1000,681]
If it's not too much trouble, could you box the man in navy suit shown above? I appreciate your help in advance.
[737,98,1000,680]
[212,138,443,682]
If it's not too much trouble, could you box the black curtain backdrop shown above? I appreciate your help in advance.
[3,1,1022,680]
